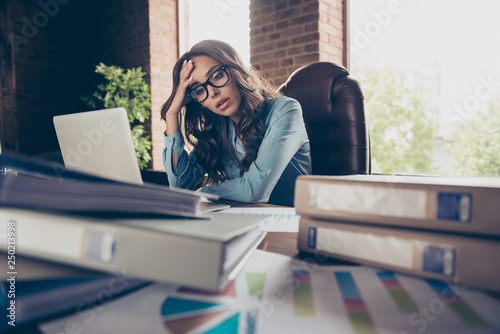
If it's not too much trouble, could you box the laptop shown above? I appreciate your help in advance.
[53,108,229,212]
[54,108,142,184]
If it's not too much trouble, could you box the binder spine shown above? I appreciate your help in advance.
[302,223,457,277]
[298,218,500,292]
[294,176,500,236]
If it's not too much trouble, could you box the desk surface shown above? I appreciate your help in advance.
[226,200,350,264]
[224,200,302,257]
[9,202,500,333]
[257,232,298,257]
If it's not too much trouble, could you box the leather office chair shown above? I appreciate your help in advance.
[278,61,371,175]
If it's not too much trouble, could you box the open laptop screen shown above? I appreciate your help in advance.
[53,108,143,184]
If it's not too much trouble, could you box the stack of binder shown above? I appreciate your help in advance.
[295,174,500,292]
[0,153,267,291]
[0,153,267,330]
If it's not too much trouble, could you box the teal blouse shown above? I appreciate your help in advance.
[162,96,311,206]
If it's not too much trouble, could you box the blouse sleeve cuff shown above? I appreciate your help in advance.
[163,130,185,153]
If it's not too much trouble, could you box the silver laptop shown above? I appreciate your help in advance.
[53,108,229,211]
[54,108,143,184]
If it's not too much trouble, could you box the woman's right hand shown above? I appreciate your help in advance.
[167,59,195,115]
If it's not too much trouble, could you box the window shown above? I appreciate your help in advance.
[180,0,251,66]
[350,0,500,177]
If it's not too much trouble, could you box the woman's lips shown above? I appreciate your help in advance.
[217,98,230,110]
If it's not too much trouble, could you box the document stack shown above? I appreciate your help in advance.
[0,153,267,331]
[295,174,500,292]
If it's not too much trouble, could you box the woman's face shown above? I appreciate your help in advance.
[188,55,243,123]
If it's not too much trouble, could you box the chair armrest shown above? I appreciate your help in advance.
[140,169,169,186]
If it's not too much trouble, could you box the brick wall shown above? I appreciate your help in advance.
[2,0,344,171]
[0,0,178,172]
[0,0,17,153]
[100,0,150,73]
[149,0,179,171]
[2,0,103,155]
[250,0,345,87]
[318,0,344,63]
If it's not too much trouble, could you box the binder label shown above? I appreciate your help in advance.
[437,193,472,222]
[422,245,456,276]
[311,183,428,219]
[88,230,116,263]
[307,227,317,249]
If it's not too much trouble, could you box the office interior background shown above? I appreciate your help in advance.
[1,0,499,178]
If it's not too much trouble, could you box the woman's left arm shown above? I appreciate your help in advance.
[201,98,308,203]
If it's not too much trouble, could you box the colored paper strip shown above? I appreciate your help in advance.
[160,297,223,317]
[377,272,418,312]
[344,299,368,312]
[202,312,239,334]
[335,272,362,300]
[448,301,489,327]
[348,312,378,334]
[163,310,226,334]
[335,272,378,334]
[293,283,315,317]
[426,280,488,327]
[246,273,266,296]
[381,279,404,290]
[247,311,257,334]
[388,290,419,312]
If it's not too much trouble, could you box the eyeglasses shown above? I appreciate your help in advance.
[187,65,230,103]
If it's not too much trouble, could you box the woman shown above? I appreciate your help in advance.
[161,40,311,206]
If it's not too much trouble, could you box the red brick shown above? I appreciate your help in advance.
[291,32,319,44]
[273,8,296,20]
[287,45,303,55]
[276,39,291,48]
[305,43,318,52]
[274,67,289,78]
[250,28,262,36]
[275,2,288,11]
[261,24,275,33]
[274,50,287,58]
[251,45,262,54]
[282,26,304,38]
[289,0,303,7]
[268,32,282,41]
[252,35,268,45]
[295,53,319,65]
[302,1,319,13]
[290,13,319,25]
[262,42,276,52]
[280,58,294,66]
[261,4,274,16]
[276,21,289,29]
[258,52,275,62]
[262,60,280,70]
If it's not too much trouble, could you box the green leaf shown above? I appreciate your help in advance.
[80,63,152,169]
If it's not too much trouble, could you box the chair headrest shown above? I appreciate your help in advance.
[278,62,362,124]
[279,62,349,90]
[278,61,369,175]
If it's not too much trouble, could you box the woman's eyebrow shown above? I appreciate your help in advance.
[190,64,222,88]
[205,64,221,78]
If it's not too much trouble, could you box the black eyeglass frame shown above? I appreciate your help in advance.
[186,65,230,103]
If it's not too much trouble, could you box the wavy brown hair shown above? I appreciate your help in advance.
[161,40,279,186]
